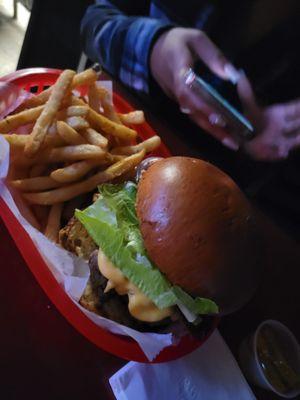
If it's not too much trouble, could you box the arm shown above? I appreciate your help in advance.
[81,0,173,93]
[81,1,242,151]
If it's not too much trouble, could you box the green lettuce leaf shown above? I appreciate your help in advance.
[75,182,218,316]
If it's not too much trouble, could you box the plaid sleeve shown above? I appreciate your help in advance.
[81,0,173,93]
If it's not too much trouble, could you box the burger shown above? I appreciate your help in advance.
[59,157,262,335]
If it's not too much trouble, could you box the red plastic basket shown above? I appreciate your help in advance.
[0,68,218,362]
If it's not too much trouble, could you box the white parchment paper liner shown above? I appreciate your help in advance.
[0,81,175,361]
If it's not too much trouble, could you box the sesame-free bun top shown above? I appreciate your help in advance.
[136,157,262,315]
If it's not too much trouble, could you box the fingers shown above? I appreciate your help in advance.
[175,70,227,128]
[190,112,239,151]
[188,31,238,81]
[294,134,300,148]
[284,99,300,121]
[282,118,300,137]
[174,67,239,150]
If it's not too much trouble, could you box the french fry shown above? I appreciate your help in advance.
[50,160,99,183]
[43,132,65,148]
[57,121,85,145]
[46,116,89,139]
[3,134,64,150]
[50,155,123,184]
[98,86,121,123]
[20,144,107,165]
[10,144,107,167]
[10,176,63,192]
[14,68,99,112]
[56,105,89,119]
[44,203,63,242]
[71,96,137,141]
[82,127,108,148]
[88,82,101,113]
[72,67,99,87]
[24,69,76,157]
[87,107,137,141]
[118,111,145,125]
[23,150,145,205]
[0,106,44,133]
[66,116,89,130]
[89,83,121,123]
[111,135,161,155]
[44,144,107,162]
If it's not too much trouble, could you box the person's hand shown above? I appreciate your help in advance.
[150,27,241,150]
[237,75,300,161]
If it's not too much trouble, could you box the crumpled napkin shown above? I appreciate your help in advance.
[109,330,256,400]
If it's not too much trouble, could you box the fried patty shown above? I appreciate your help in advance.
[59,217,97,260]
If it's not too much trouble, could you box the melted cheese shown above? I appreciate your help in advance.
[98,249,173,322]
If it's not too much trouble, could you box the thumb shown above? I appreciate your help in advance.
[189,32,239,82]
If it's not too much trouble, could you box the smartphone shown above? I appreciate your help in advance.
[184,69,255,142]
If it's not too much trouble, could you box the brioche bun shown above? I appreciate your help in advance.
[136,157,262,315]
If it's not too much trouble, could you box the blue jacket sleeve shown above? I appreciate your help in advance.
[81,0,173,93]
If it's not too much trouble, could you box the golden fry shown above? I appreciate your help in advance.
[82,127,108,148]
[43,132,65,148]
[111,135,161,155]
[10,176,63,192]
[88,82,101,113]
[0,106,44,133]
[65,105,89,117]
[50,155,122,184]
[46,116,89,138]
[56,105,89,120]
[44,144,107,162]
[10,144,107,167]
[71,96,136,140]
[3,133,64,150]
[14,68,99,112]
[89,83,121,123]
[44,203,63,242]
[23,150,145,205]
[50,160,98,183]
[87,107,136,140]
[72,68,99,87]
[24,69,76,157]
[65,116,89,131]
[57,121,85,145]
[118,111,145,125]
[98,86,121,123]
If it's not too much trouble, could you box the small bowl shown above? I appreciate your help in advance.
[239,320,300,398]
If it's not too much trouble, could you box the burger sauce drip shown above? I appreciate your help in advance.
[97,249,173,323]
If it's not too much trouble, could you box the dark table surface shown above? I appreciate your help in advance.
[1,76,300,400]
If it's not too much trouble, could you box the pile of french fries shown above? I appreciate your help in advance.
[0,67,161,241]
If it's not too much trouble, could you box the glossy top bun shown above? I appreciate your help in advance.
[136,157,262,315]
